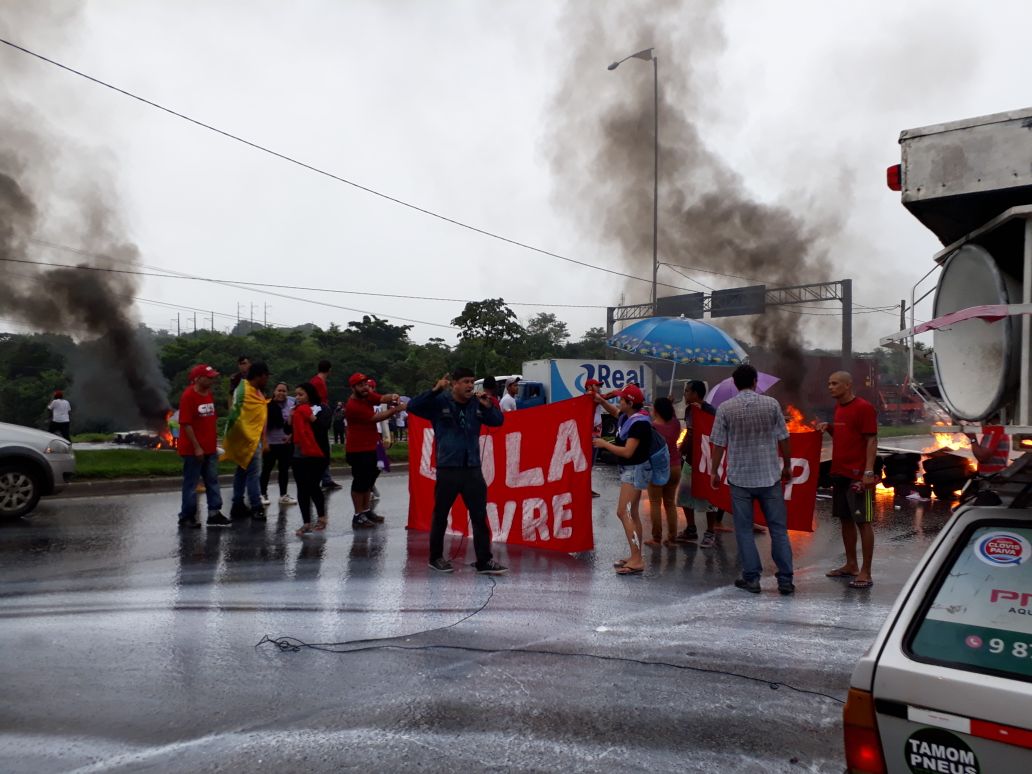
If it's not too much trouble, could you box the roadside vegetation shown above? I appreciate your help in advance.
[74,444,409,479]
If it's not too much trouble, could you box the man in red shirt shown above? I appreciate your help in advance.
[178,364,229,528]
[345,373,404,528]
[310,359,340,489]
[817,371,878,588]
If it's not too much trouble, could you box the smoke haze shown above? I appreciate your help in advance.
[546,0,837,399]
[0,4,170,428]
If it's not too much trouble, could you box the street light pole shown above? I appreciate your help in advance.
[609,47,659,315]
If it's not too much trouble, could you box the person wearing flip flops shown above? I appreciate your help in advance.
[592,385,670,576]
[290,382,329,537]
[817,371,878,590]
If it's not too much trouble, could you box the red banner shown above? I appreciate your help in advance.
[690,407,819,532]
[407,395,595,552]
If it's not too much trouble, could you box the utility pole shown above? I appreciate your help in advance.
[264,303,270,328]
[899,299,907,330]
[211,312,215,332]
[840,278,853,369]
[250,303,256,330]
[237,303,241,327]
[176,313,181,337]
[193,312,197,333]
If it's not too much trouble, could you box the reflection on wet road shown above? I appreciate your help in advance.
[0,468,957,773]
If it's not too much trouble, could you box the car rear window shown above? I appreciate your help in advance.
[907,522,1032,682]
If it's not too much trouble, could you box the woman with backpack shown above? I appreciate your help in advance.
[591,385,670,575]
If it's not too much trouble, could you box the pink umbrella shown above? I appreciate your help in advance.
[707,372,780,408]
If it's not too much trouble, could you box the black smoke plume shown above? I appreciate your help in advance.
[545,1,837,401]
[0,5,169,429]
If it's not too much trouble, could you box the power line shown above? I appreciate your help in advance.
[0,36,700,294]
[0,254,458,329]
[28,238,612,310]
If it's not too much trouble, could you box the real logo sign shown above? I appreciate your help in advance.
[974,531,1030,567]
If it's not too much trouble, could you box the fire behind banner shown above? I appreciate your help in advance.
[690,407,820,532]
[407,395,595,553]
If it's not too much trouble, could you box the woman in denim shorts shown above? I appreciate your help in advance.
[592,384,670,575]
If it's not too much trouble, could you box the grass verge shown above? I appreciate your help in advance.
[73,443,409,480]
[877,424,932,438]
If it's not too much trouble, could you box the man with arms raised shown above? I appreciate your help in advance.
[818,371,878,589]
[408,367,507,575]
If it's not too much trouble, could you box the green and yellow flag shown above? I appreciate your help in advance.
[221,380,269,467]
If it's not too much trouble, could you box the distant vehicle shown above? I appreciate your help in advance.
[515,359,653,409]
[0,422,76,519]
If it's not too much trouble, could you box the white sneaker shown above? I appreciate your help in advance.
[279,494,297,505]
[260,495,270,506]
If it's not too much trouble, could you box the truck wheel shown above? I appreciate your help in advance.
[0,464,42,519]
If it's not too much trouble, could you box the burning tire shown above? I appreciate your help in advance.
[0,463,42,520]
[922,452,972,500]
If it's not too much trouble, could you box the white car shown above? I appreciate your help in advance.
[844,496,1032,772]
[0,421,76,519]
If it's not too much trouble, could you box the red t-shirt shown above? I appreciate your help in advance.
[178,386,218,457]
[291,404,325,458]
[830,396,878,479]
[310,374,329,405]
[344,391,383,452]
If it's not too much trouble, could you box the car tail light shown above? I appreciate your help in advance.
[843,688,886,773]
[886,164,902,191]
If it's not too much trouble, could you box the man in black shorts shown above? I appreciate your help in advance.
[817,371,878,589]
[344,373,404,529]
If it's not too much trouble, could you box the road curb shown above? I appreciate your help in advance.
[55,463,410,499]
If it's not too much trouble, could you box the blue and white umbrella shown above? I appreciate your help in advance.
[608,316,747,366]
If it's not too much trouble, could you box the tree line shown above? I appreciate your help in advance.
[0,299,606,433]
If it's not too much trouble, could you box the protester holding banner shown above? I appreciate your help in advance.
[709,364,795,595]
[592,385,670,575]
[408,368,508,575]
[645,397,681,546]
[675,380,720,547]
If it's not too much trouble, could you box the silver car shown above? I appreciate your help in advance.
[845,500,1032,772]
[0,421,76,519]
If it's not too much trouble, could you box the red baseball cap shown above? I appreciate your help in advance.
[584,378,602,387]
[189,364,219,382]
[619,384,645,404]
[349,372,369,387]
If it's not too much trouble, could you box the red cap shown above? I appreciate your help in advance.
[584,379,602,387]
[189,364,219,382]
[619,385,645,404]
[349,372,368,387]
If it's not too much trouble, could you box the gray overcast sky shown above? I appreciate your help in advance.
[2,0,1031,350]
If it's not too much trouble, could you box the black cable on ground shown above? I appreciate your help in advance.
[256,575,497,652]
[255,573,844,706]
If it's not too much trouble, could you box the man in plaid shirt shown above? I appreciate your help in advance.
[710,364,795,595]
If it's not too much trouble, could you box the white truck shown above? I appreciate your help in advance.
[843,107,1032,773]
[515,359,654,408]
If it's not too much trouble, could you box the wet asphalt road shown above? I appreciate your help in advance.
[1,469,957,773]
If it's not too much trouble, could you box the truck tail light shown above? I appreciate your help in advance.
[843,688,886,773]
[886,164,902,191]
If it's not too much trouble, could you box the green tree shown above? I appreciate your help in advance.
[563,326,608,359]
[524,312,569,359]
[451,299,524,375]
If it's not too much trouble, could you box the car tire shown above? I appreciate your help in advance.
[0,463,42,520]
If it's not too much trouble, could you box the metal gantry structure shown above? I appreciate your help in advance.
[606,279,854,365]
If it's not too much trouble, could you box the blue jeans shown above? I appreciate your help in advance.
[232,450,263,509]
[179,454,222,519]
[729,482,793,583]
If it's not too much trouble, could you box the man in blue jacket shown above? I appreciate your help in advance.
[407,367,508,575]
